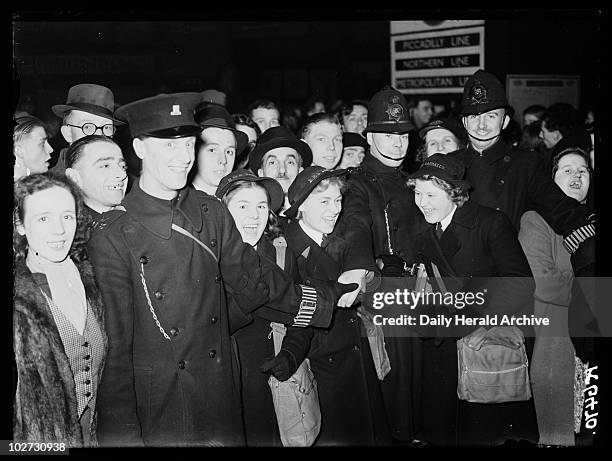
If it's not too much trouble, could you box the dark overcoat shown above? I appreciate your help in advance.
[338,153,428,441]
[284,220,390,446]
[13,258,108,447]
[87,182,336,447]
[415,200,539,446]
[449,138,589,233]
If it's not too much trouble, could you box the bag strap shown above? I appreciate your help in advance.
[272,236,287,270]
[171,223,218,263]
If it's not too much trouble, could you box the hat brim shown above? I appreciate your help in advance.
[362,120,414,135]
[461,104,514,118]
[52,103,125,125]
[143,125,203,139]
[284,169,348,219]
[200,123,249,155]
[216,175,285,213]
[406,166,471,191]
[418,124,468,144]
[249,138,313,173]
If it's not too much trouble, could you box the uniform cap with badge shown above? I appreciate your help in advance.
[362,85,414,135]
[115,92,203,138]
[284,166,348,218]
[215,168,285,213]
[461,69,514,117]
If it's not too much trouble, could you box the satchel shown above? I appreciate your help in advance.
[457,326,532,403]
[268,322,321,447]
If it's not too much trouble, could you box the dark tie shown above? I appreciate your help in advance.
[435,222,443,240]
[321,234,329,248]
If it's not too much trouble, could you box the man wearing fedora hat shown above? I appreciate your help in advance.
[336,85,430,444]
[249,125,313,212]
[449,69,594,280]
[51,83,123,174]
[190,102,248,195]
[86,92,354,447]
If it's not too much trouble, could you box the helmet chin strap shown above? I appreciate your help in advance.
[372,137,407,162]
[468,132,501,143]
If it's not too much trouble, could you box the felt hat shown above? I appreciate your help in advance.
[249,125,313,173]
[52,83,124,124]
[215,168,285,213]
[284,166,348,218]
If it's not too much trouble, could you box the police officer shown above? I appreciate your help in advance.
[449,69,594,276]
[87,92,356,447]
[336,85,429,443]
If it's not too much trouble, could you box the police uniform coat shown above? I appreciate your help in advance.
[13,258,108,447]
[415,200,539,446]
[88,182,335,447]
[284,220,390,446]
[449,138,589,233]
[338,153,428,441]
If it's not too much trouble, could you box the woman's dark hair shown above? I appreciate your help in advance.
[232,113,262,139]
[13,172,90,264]
[220,180,282,240]
[518,121,545,152]
[551,147,592,178]
[541,102,580,136]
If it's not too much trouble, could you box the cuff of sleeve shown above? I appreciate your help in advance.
[563,223,596,254]
[292,285,318,327]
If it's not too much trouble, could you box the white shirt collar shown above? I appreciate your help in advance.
[299,220,324,246]
[440,204,458,232]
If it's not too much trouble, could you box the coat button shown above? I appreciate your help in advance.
[82,341,89,347]
[495,207,501,211]
[154,290,164,300]
[85,392,91,397]
[393,225,399,232]
[170,328,179,337]
[305,279,312,286]
[328,357,334,364]
[215,274,222,283]
[323,330,329,335]
[84,354,91,360]
[178,360,186,369]
[210,239,217,247]
[139,256,148,264]
[503,155,511,162]
[202,204,208,212]
[211,316,218,324]
[498,179,505,185]
[353,344,360,351]
[209,350,217,358]
[349,317,356,323]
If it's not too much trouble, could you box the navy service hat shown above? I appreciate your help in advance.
[115,92,202,139]
[406,153,471,191]
[461,69,514,117]
[284,166,348,218]
[342,132,369,150]
[249,125,313,173]
[418,117,468,145]
[215,169,285,213]
[362,85,414,135]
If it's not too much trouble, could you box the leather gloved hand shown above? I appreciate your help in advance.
[260,349,298,382]
[378,254,405,277]
[333,281,359,302]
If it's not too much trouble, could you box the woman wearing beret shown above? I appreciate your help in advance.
[283,166,390,446]
[518,147,593,446]
[13,172,108,447]
[406,154,538,447]
[215,169,313,446]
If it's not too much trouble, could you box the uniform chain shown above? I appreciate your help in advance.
[139,263,171,341]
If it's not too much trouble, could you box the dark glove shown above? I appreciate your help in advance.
[260,349,298,382]
[378,254,405,277]
[333,281,359,300]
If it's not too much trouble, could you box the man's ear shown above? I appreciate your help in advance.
[14,143,24,160]
[65,168,82,188]
[366,132,373,147]
[502,114,511,130]
[461,116,469,130]
[132,138,145,160]
[298,166,304,173]
[60,125,73,144]
[257,168,264,177]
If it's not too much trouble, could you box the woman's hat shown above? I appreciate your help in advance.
[215,169,285,213]
[406,153,471,191]
[248,126,313,173]
[195,104,249,155]
[342,132,369,149]
[362,85,414,135]
[418,117,468,145]
[284,166,348,218]
[52,83,125,124]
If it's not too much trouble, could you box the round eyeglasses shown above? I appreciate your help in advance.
[66,122,116,137]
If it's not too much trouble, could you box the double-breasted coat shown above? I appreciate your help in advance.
[415,200,539,446]
[284,220,390,446]
[87,182,336,447]
[338,154,429,441]
[13,258,108,447]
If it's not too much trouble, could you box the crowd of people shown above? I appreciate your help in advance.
[12,67,598,448]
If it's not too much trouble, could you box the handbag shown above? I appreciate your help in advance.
[268,322,321,447]
[457,326,532,403]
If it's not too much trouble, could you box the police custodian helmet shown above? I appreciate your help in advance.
[362,85,414,135]
[461,69,514,117]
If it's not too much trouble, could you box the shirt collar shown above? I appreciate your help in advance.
[299,220,324,246]
[122,180,203,239]
[440,204,458,231]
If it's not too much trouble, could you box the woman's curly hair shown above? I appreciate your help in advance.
[13,172,91,264]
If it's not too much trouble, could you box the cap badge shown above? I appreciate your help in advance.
[469,81,488,105]
[170,105,182,116]
[385,102,405,122]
